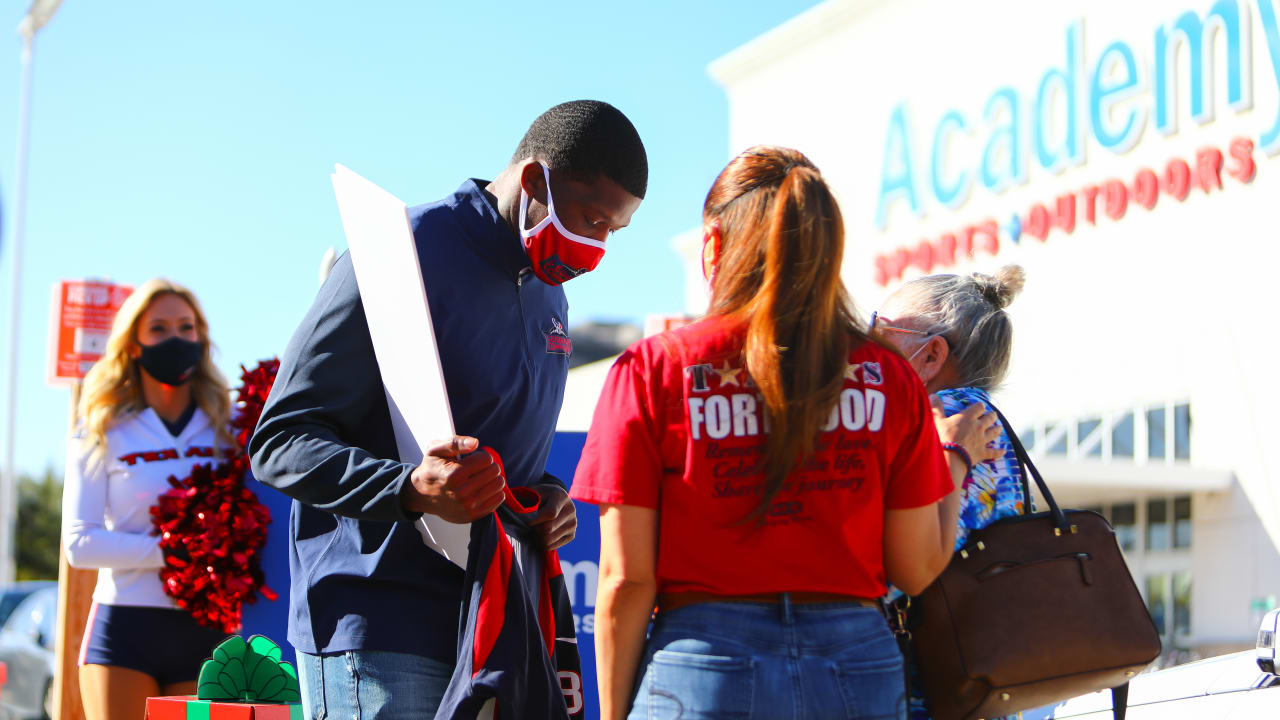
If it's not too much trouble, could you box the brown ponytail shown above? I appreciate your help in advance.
[703,146,868,519]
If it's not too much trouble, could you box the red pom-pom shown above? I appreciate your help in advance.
[150,358,280,632]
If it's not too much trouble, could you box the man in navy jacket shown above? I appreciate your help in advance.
[249,100,646,719]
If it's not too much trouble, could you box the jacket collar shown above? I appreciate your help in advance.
[451,179,531,279]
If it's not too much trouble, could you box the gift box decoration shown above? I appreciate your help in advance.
[145,696,301,720]
[146,635,302,719]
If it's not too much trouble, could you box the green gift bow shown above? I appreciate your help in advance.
[196,635,301,703]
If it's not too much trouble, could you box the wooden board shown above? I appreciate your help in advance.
[51,551,94,720]
[52,382,92,720]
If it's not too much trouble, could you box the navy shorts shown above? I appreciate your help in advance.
[79,603,228,685]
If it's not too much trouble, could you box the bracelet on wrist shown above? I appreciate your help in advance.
[941,442,974,473]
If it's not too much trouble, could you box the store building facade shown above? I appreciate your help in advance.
[678,0,1280,661]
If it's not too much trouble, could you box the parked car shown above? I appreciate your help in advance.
[1025,609,1280,719]
[0,587,56,720]
[0,584,54,630]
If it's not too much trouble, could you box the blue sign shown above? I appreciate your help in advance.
[239,473,296,665]
[546,432,601,720]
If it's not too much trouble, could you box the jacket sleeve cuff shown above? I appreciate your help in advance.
[393,470,426,524]
[538,471,569,492]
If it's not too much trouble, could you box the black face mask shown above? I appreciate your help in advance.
[137,337,202,386]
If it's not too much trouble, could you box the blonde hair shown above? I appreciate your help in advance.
[77,278,234,457]
[895,264,1026,391]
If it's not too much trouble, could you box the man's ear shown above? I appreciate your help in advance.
[518,160,548,205]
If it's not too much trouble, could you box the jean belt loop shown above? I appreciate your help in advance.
[780,592,793,623]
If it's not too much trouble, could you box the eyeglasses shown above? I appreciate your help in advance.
[869,311,931,337]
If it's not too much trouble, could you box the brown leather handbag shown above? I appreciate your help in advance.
[900,408,1162,720]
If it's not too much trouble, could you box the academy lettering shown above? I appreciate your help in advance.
[876,0,1280,230]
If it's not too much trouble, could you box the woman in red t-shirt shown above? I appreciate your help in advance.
[571,146,989,720]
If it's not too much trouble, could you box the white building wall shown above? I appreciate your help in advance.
[692,0,1280,651]
[1191,484,1280,648]
[707,0,1280,546]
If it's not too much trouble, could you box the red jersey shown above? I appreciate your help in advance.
[570,316,952,599]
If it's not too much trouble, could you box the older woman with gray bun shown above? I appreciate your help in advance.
[870,264,1028,720]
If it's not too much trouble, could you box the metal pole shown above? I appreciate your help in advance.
[2,33,37,586]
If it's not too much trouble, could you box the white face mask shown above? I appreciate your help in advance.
[907,335,936,363]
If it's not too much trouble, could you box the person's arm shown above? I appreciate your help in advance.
[61,438,165,570]
[882,376,965,595]
[529,480,577,551]
[249,253,502,523]
[884,485,961,595]
[929,399,1001,554]
[595,503,658,720]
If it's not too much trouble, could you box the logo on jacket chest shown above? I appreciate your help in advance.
[545,316,572,356]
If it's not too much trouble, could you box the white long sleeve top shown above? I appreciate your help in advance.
[62,407,225,608]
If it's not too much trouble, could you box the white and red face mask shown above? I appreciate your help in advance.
[519,164,607,286]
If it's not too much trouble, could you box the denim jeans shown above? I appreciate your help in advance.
[628,597,905,720]
[297,649,455,720]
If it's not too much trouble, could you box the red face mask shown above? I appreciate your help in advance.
[519,164,607,286]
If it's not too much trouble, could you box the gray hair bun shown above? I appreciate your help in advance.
[971,265,1025,309]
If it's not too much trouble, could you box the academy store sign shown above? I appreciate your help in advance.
[872,0,1280,286]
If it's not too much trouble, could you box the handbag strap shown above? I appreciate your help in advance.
[1112,682,1129,720]
[986,403,1070,531]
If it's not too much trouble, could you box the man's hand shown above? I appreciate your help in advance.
[931,399,1002,465]
[529,483,577,551]
[403,436,506,523]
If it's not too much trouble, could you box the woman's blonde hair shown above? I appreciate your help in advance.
[77,278,234,456]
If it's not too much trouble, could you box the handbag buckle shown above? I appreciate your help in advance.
[892,597,912,640]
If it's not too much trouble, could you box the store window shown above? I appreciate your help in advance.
[1112,412,1134,458]
[1147,407,1166,460]
[1147,498,1170,551]
[1173,571,1192,636]
[1146,574,1168,636]
[1078,417,1101,457]
[1112,503,1137,552]
[1174,404,1190,460]
[1047,422,1067,456]
[1173,495,1192,548]
[1025,402,1187,463]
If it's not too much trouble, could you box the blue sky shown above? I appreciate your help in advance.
[0,1,821,475]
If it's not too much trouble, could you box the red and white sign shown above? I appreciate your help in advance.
[47,280,133,387]
[644,313,698,338]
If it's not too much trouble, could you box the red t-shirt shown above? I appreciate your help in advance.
[570,316,952,599]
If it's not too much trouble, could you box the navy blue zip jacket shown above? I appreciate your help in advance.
[249,180,571,662]
[435,478,583,720]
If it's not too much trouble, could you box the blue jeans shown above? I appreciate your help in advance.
[297,650,455,720]
[628,598,905,720]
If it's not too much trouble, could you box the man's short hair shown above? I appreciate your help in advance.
[512,100,648,199]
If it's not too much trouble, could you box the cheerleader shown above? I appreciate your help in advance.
[62,278,233,720]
